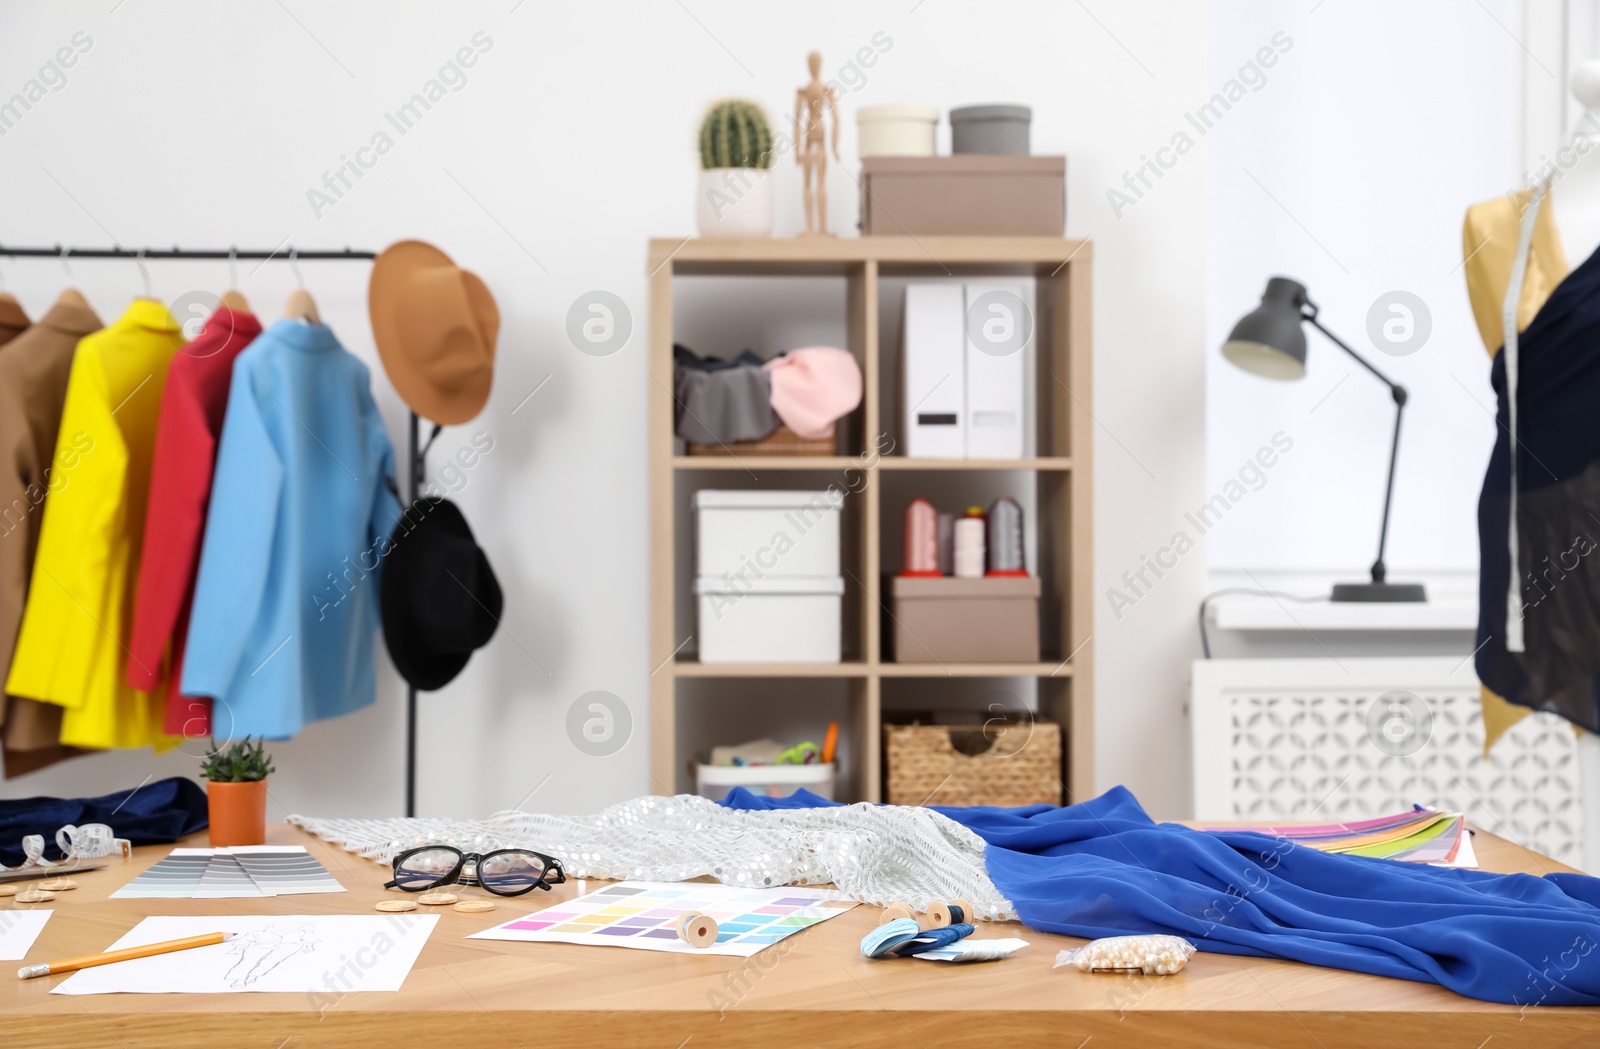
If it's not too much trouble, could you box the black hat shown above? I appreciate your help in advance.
[381,497,502,691]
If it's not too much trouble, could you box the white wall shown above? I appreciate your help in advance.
[1204,0,1521,587]
[0,0,1209,819]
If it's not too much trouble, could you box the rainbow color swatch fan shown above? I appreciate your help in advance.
[1198,807,1476,867]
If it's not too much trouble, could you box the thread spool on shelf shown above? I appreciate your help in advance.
[677,911,719,948]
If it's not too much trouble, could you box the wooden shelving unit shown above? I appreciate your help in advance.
[648,236,1093,804]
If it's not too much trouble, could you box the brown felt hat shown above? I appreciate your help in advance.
[369,240,499,424]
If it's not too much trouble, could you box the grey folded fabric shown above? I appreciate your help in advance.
[674,361,777,444]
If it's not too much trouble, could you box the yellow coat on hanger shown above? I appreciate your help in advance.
[5,300,185,750]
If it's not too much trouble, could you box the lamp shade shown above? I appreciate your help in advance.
[1222,276,1309,380]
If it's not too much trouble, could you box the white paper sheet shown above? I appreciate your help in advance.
[0,910,51,961]
[52,914,436,995]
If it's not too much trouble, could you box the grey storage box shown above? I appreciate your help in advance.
[950,104,1031,155]
[860,156,1065,236]
[890,576,1041,663]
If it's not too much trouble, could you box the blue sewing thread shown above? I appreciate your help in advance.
[894,923,975,957]
[948,904,967,924]
[860,918,922,958]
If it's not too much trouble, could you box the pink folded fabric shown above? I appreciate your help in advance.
[763,347,863,438]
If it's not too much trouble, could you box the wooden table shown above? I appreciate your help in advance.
[2,823,1596,1048]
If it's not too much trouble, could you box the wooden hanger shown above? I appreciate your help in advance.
[283,248,319,324]
[220,247,251,312]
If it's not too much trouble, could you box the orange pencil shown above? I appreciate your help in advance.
[821,721,839,765]
[18,931,234,979]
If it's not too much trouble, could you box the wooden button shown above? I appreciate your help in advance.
[14,890,54,903]
[375,900,417,912]
[417,892,458,906]
[0,885,19,897]
[452,900,496,913]
[38,878,77,891]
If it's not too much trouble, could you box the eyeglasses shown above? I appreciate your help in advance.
[384,845,565,897]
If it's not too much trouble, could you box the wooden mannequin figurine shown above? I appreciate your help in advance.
[794,51,840,236]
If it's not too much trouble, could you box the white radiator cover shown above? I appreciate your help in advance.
[1191,658,1585,870]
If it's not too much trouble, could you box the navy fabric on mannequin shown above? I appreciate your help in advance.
[720,786,1600,1006]
[1477,239,1600,732]
[0,776,208,865]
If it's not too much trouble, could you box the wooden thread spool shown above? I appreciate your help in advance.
[677,911,718,949]
[924,901,952,928]
[879,902,916,926]
[949,899,975,925]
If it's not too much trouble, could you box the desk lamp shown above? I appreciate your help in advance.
[1221,277,1426,602]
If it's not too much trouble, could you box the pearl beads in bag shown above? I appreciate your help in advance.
[1054,934,1196,975]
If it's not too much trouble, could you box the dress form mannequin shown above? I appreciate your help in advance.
[1461,63,1600,877]
[1548,59,1600,265]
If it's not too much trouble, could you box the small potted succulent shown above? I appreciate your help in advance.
[697,99,775,237]
[199,737,275,847]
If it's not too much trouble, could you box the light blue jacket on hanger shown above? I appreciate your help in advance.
[182,319,402,738]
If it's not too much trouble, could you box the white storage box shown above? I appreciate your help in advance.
[694,489,843,580]
[695,761,836,802]
[694,576,843,663]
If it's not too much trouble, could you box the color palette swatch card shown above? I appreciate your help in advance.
[194,853,268,899]
[112,846,344,899]
[468,880,857,957]
[227,847,345,895]
[110,848,214,898]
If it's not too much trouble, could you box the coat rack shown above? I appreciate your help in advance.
[1,243,430,818]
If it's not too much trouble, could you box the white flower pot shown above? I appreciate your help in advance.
[696,167,774,237]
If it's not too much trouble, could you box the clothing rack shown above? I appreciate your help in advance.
[0,243,430,819]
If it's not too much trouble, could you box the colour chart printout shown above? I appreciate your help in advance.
[466,880,858,957]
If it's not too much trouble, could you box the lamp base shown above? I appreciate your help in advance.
[1329,581,1427,603]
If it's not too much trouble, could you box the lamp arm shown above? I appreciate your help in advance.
[1305,314,1405,393]
[1304,313,1408,585]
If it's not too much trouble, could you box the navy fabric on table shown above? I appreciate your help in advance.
[719,786,1600,1006]
[0,776,208,865]
[1477,239,1600,732]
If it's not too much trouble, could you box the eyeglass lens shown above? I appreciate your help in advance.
[479,851,548,895]
[393,846,460,890]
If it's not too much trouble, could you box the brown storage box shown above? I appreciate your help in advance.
[860,156,1065,236]
[890,576,1040,663]
[884,721,1061,806]
[687,424,834,457]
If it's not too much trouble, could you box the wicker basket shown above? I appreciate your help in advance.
[884,721,1061,807]
[688,424,835,457]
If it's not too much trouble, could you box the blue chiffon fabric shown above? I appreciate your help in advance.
[720,785,1600,1006]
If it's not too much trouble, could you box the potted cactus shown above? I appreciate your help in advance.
[697,99,776,237]
[199,737,275,847]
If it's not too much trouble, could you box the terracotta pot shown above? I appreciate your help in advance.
[207,779,268,847]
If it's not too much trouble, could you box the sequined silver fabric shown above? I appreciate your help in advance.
[290,794,1013,920]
